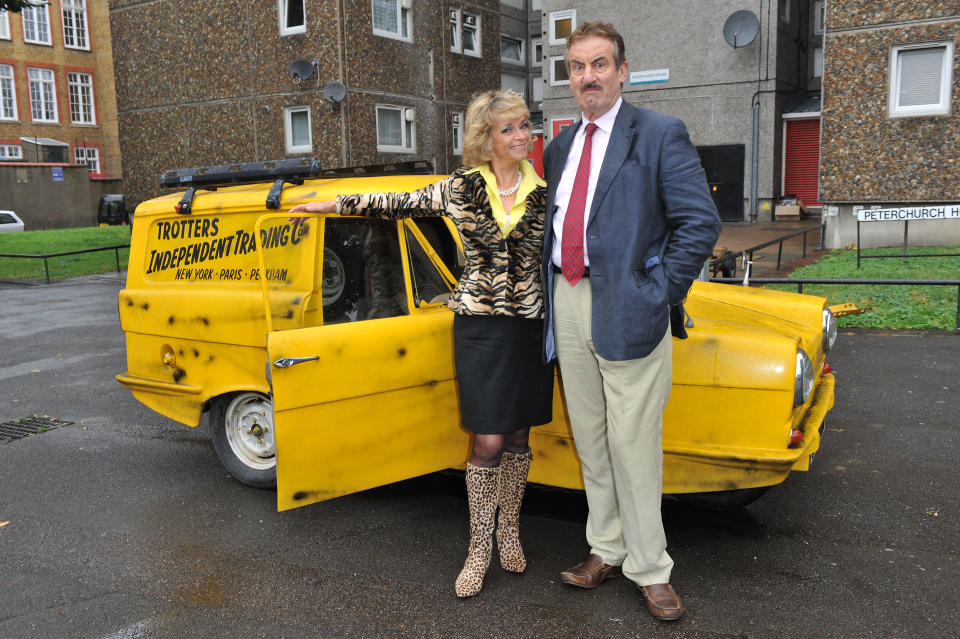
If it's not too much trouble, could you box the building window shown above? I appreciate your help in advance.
[450,9,480,56]
[28,67,58,123]
[74,146,99,173]
[278,0,306,36]
[779,0,791,23]
[62,0,89,50]
[889,42,954,118]
[501,72,525,97]
[0,144,22,160]
[813,0,825,35]
[22,4,51,45]
[1,9,10,40]
[0,64,16,120]
[500,35,526,64]
[68,72,96,125]
[284,106,312,154]
[531,37,543,67]
[501,34,524,65]
[373,0,411,42]
[548,10,575,45]
[813,47,823,78]
[376,105,415,152]
[449,8,460,52]
[550,55,569,86]
[452,111,463,155]
[532,73,543,102]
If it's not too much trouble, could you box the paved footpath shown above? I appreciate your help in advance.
[0,276,957,638]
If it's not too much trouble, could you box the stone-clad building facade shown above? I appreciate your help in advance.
[820,2,960,248]
[110,0,505,207]
[0,0,122,176]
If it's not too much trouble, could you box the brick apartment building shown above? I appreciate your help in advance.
[0,0,122,175]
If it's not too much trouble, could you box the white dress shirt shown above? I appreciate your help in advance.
[551,97,623,269]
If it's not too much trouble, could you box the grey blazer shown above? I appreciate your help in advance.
[542,101,722,362]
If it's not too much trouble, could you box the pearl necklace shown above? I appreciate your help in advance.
[497,169,523,196]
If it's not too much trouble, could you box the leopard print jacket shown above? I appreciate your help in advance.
[339,167,548,319]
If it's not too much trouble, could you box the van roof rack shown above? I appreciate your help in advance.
[320,160,434,177]
[159,158,324,215]
[159,158,435,216]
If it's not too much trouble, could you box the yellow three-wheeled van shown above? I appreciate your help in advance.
[117,159,836,510]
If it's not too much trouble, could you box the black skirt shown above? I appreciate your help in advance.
[453,314,555,434]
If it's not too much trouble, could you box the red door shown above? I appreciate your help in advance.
[783,118,821,207]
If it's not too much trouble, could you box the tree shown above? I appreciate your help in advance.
[2,1,46,13]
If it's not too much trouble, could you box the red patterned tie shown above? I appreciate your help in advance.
[561,122,598,286]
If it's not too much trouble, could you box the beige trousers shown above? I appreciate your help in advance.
[553,275,674,586]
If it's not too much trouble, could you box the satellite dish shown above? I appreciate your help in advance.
[723,10,759,48]
[322,82,347,103]
[288,59,315,83]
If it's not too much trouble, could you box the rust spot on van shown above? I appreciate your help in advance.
[192,348,200,357]
[398,348,407,357]
[284,310,294,319]
[200,317,210,326]
[168,316,176,324]
[141,303,149,310]
[126,299,133,307]
[292,297,302,304]
[293,491,309,501]
[173,367,186,383]
[556,438,569,447]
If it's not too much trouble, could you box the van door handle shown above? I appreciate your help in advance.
[272,356,319,368]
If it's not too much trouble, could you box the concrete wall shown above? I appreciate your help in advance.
[824,203,960,249]
[540,0,813,221]
[0,164,122,230]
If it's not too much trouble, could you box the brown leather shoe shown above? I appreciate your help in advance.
[559,553,622,588]
[637,583,684,621]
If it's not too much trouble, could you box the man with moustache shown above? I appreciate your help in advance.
[541,22,721,621]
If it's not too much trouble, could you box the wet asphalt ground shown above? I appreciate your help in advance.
[0,274,957,639]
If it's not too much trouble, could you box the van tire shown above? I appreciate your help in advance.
[210,392,277,489]
[674,487,769,510]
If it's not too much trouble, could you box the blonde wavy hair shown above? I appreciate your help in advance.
[462,89,530,168]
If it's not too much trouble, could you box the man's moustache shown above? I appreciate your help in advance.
[581,84,601,90]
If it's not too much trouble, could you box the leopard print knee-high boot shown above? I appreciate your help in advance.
[496,449,532,573]
[455,463,500,598]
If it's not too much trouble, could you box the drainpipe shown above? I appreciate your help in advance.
[749,98,760,222]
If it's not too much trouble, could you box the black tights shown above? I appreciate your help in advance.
[469,428,531,467]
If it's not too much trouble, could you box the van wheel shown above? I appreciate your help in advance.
[210,392,277,489]
[674,487,769,509]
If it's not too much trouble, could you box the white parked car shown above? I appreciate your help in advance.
[0,210,24,232]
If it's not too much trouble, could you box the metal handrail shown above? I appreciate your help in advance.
[709,276,960,334]
[0,244,130,284]
[710,222,824,276]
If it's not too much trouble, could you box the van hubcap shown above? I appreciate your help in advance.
[224,393,276,470]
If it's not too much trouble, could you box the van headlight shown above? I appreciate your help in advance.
[822,308,838,353]
[795,349,813,406]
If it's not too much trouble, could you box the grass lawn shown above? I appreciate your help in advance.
[0,226,131,281]
[771,246,960,331]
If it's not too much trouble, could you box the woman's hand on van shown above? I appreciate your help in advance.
[289,199,338,226]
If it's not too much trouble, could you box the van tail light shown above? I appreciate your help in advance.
[822,362,833,375]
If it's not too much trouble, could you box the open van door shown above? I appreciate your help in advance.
[255,213,470,511]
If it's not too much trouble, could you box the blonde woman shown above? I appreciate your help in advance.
[289,90,554,598]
